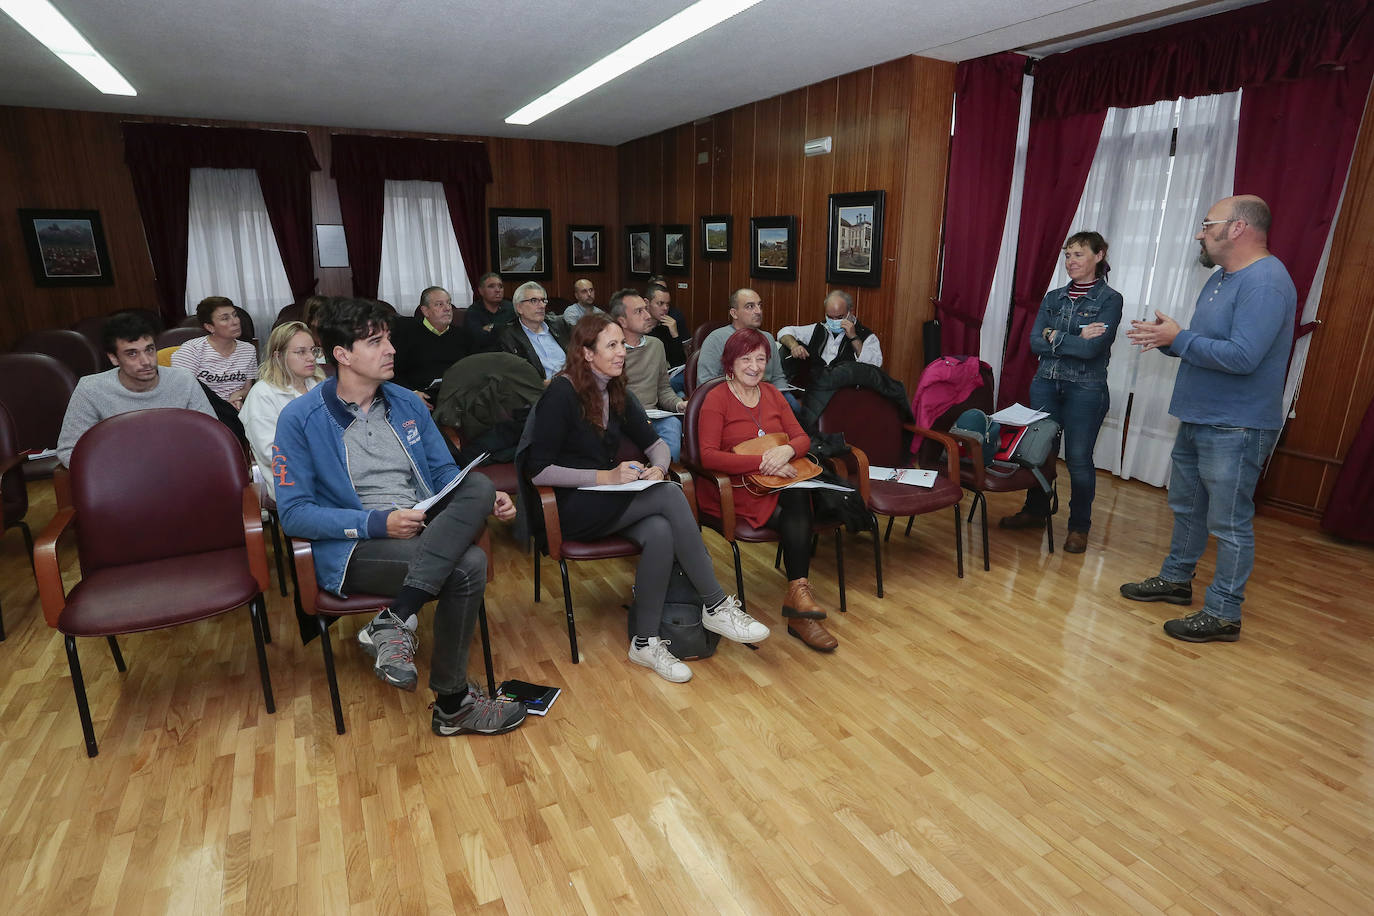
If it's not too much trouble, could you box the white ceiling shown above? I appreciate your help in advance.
[0,0,1264,146]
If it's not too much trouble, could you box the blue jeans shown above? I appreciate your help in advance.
[669,372,687,397]
[1025,376,1108,532]
[651,415,682,463]
[1159,423,1277,622]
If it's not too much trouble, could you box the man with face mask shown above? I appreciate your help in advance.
[778,290,883,383]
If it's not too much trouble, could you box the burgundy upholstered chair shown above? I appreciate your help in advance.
[273,301,304,329]
[681,377,848,612]
[0,401,34,641]
[683,349,702,397]
[0,351,78,482]
[691,320,728,354]
[32,409,275,757]
[156,326,208,349]
[13,328,105,377]
[816,386,966,581]
[289,528,498,734]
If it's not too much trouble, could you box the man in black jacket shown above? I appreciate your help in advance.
[392,286,470,405]
[496,281,571,383]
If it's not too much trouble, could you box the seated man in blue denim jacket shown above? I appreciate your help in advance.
[275,296,526,736]
[1122,195,1296,643]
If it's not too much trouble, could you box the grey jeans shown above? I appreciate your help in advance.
[343,473,495,694]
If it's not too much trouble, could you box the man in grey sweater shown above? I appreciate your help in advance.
[57,312,216,466]
[610,288,685,461]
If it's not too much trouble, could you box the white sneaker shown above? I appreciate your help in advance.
[628,637,692,683]
[702,595,770,643]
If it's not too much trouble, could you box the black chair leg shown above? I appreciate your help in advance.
[774,542,783,570]
[883,515,895,543]
[533,551,541,601]
[559,560,578,663]
[106,636,126,671]
[478,600,496,698]
[1045,515,1055,554]
[20,520,34,568]
[267,512,288,597]
[0,599,5,642]
[904,515,915,537]
[317,616,346,734]
[730,542,745,606]
[260,604,272,645]
[248,596,275,714]
[869,513,883,598]
[953,504,964,578]
[834,530,847,613]
[285,535,304,619]
[980,493,990,571]
[65,635,99,758]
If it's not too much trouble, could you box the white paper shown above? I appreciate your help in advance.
[643,408,677,419]
[990,403,1049,426]
[578,478,678,492]
[315,224,349,268]
[867,466,937,488]
[668,364,685,378]
[413,451,489,513]
[24,447,58,461]
[786,480,853,491]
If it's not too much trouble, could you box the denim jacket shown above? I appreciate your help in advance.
[1028,278,1123,387]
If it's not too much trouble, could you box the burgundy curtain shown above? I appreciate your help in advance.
[1321,393,1374,540]
[123,124,321,324]
[997,110,1107,408]
[935,52,1026,357]
[1033,0,1374,120]
[330,135,492,298]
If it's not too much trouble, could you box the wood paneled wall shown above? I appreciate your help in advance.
[0,106,619,349]
[617,55,956,392]
[1258,102,1374,524]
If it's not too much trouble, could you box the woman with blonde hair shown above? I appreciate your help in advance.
[240,320,325,496]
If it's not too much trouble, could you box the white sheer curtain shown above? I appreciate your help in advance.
[185,168,293,352]
[377,180,469,314]
[1119,91,1240,485]
[1051,99,1176,476]
[980,72,1034,400]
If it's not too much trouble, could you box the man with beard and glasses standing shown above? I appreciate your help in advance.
[1120,195,1295,644]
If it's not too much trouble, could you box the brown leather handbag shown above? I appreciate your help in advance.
[732,432,822,492]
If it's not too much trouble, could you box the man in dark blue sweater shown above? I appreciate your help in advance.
[1121,195,1296,643]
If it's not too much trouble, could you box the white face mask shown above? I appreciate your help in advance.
[825,317,846,334]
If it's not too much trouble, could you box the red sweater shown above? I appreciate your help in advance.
[697,383,810,529]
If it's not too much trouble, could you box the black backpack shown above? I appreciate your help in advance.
[626,562,720,660]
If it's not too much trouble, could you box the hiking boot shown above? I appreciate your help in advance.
[357,608,419,691]
[1163,610,1240,643]
[1063,530,1088,554]
[1119,576,1192,605]
[702,595,770,643]
[999,510,1049,530]
[628,637,692,683]
[431,694,527,736]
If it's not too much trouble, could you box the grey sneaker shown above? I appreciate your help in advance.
[1119,576,1192,605]
[1163,610,1240,642]
[702,595,770,643]
[628,637,692,683]
[432,694,527,736]
[357,609,419,691]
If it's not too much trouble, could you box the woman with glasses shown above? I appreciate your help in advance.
[241,320,325,497]
[1000,231,1123,554]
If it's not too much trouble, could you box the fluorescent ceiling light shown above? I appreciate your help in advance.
[506,0,764,125]
[2,0,136,95]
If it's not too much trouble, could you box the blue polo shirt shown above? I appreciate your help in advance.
[520,321,567,378]
[1164,255,1296,430]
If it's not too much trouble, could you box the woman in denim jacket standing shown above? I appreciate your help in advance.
[1001,231,1122,553]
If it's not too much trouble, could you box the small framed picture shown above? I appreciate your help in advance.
[826,190,885,287]
[661,224,689,274]
[749,215,797,281]
[489,208,552,281]
[700,214,731,261]
[18,209,115,287]
[626,224,653,278]
[567,224,602,272]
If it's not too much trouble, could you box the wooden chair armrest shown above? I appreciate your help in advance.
[829,446,871,504]
[52,465,72,511]
[34,507,76,627]
[668,463,696,522]
[241,485,271,593]
[0,453,23,478]
[711,472,738,537]
[905,424,963,482]
[537,485,564,560]
[439,424,463,453]
[291,538,320,614]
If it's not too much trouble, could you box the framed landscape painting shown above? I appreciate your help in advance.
[700,214,731,260]
[661,224,689,274]
[567,224,602,272]
[489,208,552,281]
[826,190,885,287]
[626,224,653,277]
[749,215,797,281]
[19,208,114,287]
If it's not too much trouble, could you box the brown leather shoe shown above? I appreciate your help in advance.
[999,510,1049,530]
[1063,530,1088,553]
[787,618,838,652]
[782,578,826,620]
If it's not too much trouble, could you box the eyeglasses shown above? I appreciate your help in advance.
[519,296,548,305]
[1200,218,1240,230]
[286,346,323,358]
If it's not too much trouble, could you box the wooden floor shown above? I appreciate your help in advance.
[0,468,1371,915]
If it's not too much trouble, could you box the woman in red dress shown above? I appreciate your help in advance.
[697,328,838,651]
